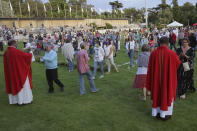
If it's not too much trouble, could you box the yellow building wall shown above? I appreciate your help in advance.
[0,19,128,28]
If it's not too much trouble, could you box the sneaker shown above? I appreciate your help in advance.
[99,75,104,79]
[140,96,146,101]
[91,88,99,93]
[180,94,186,99]
[106,72,110,75]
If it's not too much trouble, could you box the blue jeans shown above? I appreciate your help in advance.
[195,45,197,51]
[89,47,94,57]
[68,59,74,71]
[170,42,177,50]
[93,61,104,77]
[129,49,135,66]
[79,70,97,95]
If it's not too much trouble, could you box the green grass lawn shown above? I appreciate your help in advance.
[0,42,197,131]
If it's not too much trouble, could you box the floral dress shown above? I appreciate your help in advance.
[176,48,195,96]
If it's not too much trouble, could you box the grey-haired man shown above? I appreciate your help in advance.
[39,43,64,93]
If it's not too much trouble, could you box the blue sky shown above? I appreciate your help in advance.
[43,0,196,12]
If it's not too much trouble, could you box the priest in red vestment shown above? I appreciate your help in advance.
[4,40,33,105]
[146,37,181,120]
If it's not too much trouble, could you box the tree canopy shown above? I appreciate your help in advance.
[0,0,196,26]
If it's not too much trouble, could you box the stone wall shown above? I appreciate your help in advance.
[0,18,129,28]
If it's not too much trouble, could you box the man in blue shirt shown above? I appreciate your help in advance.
[39,43,64,93]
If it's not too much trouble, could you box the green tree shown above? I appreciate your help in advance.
[101,11,111,19]
[123,8,145,23]
[172,0,180,21]
[162,0,166,5]
[109,0,123,18]
[148,2,173,26]
[179,2,196,25]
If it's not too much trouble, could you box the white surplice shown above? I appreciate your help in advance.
[152,101,174,118]
[8,77,33,105]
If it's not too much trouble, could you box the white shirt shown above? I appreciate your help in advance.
[78,40,83,50]
[94,47,105,62]
[53,44,60,52]
[0,36,3,42]
[126,41,135,50]
[104,45,113,58]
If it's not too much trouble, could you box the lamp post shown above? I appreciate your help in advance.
[68,2,72,18]
[145,0,148,28]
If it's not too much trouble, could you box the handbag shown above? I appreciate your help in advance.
[182,61,190,72]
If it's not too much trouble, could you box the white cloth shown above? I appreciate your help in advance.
[126,41,135,50]
[106,57,117,72]
[118,41,120,50]
[0,36,3,42]
[30,51,35,62]
[53,44,60,52]
[61,42,74,61]
[136,67,147,75]
[94,47,105,62]
[8,77,33,105]
[104,45,113,58]
[152,101,174,118]
[78,40,83,50]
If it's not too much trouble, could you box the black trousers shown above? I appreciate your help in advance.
[23,42,27,48]
[0,42,3,51]
[170,42,177,51]
[46,68,64,91]
[178,39,183,48]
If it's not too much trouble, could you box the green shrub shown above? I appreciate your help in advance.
[90,23,98,30]
[105,23,113,29]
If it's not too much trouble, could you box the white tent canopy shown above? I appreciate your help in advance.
[167,21,183,27]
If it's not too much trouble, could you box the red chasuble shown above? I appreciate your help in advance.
[146,46,181,111]
[4,47,33,95]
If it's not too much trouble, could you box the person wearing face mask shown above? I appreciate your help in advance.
[176,38,195,99]
[92,41,105,79]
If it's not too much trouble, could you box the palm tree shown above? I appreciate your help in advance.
[109,1,116,12]
[109,0,123,18]
[114,0,123,10]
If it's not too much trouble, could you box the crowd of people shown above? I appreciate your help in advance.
[1,24,197,121]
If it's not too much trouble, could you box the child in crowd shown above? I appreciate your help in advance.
[133,44,150,101]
